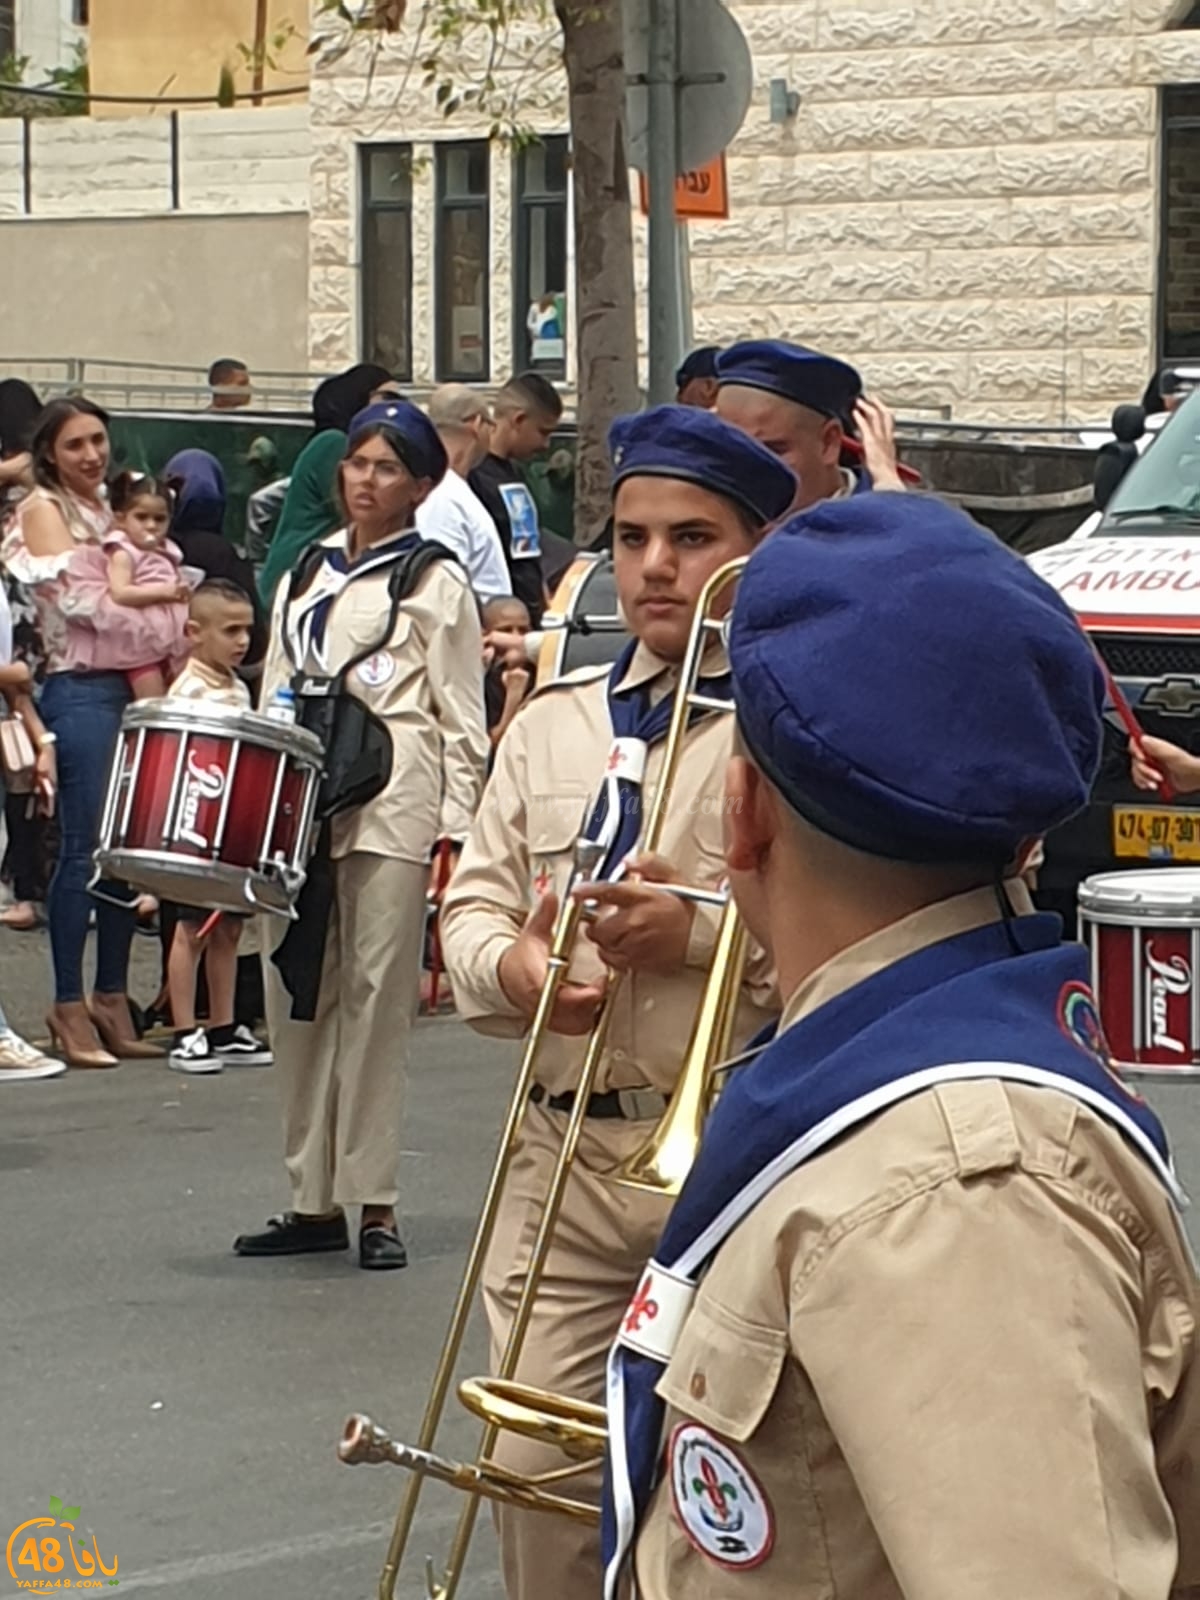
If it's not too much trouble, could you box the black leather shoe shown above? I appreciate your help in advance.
[359,1224,408,1271]
[233,1211,350,1256]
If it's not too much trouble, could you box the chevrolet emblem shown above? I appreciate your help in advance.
[1140,677,1200,716]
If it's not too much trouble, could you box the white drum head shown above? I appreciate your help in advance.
[1079,867,1200,924]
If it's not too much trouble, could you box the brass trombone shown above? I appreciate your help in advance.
[339,561,750,1600]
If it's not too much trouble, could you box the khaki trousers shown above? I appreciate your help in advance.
[263,851,426,1213]
[482,1100,673,1600]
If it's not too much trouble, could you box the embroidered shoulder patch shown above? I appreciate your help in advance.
[669,1423,774,1571]
[1056,980,1144,1102]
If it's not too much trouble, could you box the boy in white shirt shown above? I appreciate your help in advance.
[166,580,272,1073]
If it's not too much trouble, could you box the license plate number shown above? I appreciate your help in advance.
[1113,806,1200,861]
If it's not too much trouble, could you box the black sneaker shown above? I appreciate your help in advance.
[212,1024,273,1068]
[169,1027,222,1075]
[233,1211,350,1256]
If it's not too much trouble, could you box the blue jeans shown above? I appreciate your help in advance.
[40,672,135,1004]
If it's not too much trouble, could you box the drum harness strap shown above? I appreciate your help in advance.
[272,537,458,1020]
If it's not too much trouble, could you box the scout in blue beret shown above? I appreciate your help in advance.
[346,398,449,487]
[238,389,487,1270]
[717,337,908,507]
[437,402,793,1597]
[607,491,1197,1600]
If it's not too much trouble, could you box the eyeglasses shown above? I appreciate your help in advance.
[343,455,409,484]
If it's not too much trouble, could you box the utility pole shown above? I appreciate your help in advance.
[646,0,681,404]
[252,0,269,106]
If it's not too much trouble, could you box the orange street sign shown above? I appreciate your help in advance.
[639,154,729,220]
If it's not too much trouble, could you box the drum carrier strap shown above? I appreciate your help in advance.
[273,539,457,1021]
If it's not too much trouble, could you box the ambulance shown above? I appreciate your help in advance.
[1030,383,1200,917]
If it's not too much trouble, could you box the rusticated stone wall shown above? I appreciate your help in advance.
[311,0,1200,421]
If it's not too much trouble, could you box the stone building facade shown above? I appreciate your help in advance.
[309,0,1200,423]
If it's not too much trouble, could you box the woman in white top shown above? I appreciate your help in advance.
[3,398,158,1068]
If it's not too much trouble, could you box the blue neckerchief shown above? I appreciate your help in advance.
[601,911,1184,1597]
[290,529,421,667]
[582,640,732,880]
[582,643,732,883]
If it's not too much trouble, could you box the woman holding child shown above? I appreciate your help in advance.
[2,398,174,1067]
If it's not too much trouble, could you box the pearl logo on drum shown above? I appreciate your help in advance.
[1145,943,1191,1056]
[177,752,227,851]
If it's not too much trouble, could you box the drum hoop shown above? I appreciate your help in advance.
[93,850,295,913]
[121,698,324,763]
[1080,905,1200,928]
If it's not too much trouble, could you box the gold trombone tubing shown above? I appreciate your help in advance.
[350,559,747,1600]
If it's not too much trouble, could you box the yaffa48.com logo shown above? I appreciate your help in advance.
[5,1496,120,1590]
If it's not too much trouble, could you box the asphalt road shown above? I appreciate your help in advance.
[2,923,1200,1600]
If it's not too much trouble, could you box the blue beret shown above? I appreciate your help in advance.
[609,404,796,527]
[716,339,862,421]
[730,494,1105,864]
[347,400,448,484]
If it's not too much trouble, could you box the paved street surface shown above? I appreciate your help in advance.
[3,922,1200,1600]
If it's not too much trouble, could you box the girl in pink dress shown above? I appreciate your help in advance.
[63,473,197,698]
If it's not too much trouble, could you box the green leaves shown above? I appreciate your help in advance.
[48,1494,81,1521]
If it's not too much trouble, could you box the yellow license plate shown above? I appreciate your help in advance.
[1113,806,1200,861]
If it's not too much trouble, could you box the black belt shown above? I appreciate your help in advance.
[530,1083,669,1121]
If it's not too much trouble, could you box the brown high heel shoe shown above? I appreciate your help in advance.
[45,1003,118,1070]
[88,993,163,1060]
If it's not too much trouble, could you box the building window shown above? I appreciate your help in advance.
[1161,87,1200,364]
[72,0,89,24]
[361,144,414,382]
[514,136,569,375]
[0,0,14,59]
[436,141,490,381]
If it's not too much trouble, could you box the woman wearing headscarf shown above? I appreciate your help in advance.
[257,364,399,605]
[161,449,265,663]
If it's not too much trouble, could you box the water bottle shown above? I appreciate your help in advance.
[266,686,297,725]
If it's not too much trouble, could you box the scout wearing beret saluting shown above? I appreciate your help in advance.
[440,405,796,1600]
[604,493,1200,1600]
[716,338,907,508]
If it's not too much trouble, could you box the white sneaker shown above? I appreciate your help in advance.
[213,1024,273,1067]
[169,1027,223,1074]
[0,1028,67,1082]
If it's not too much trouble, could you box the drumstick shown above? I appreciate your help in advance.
[1092,649,1176,802]
[197,910,223,942]
[427,839,454,1012]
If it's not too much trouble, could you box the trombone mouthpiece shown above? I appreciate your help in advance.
[339,1413,391,1465]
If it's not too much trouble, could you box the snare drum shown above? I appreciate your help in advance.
[93,700,324,918]
[1078,868,1200,1077]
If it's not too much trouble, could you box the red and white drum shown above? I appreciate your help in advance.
[1078,868,1200,1077]
[93,700,323,918]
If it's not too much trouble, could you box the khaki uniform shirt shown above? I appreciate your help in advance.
[264,529,488,863]
[441,643,776,1096]
[635,887,1200,1600]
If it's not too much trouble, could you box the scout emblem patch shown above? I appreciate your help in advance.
[669,1424,774,1570]
[1056,980,1144,1102]
[357,652,397,688]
